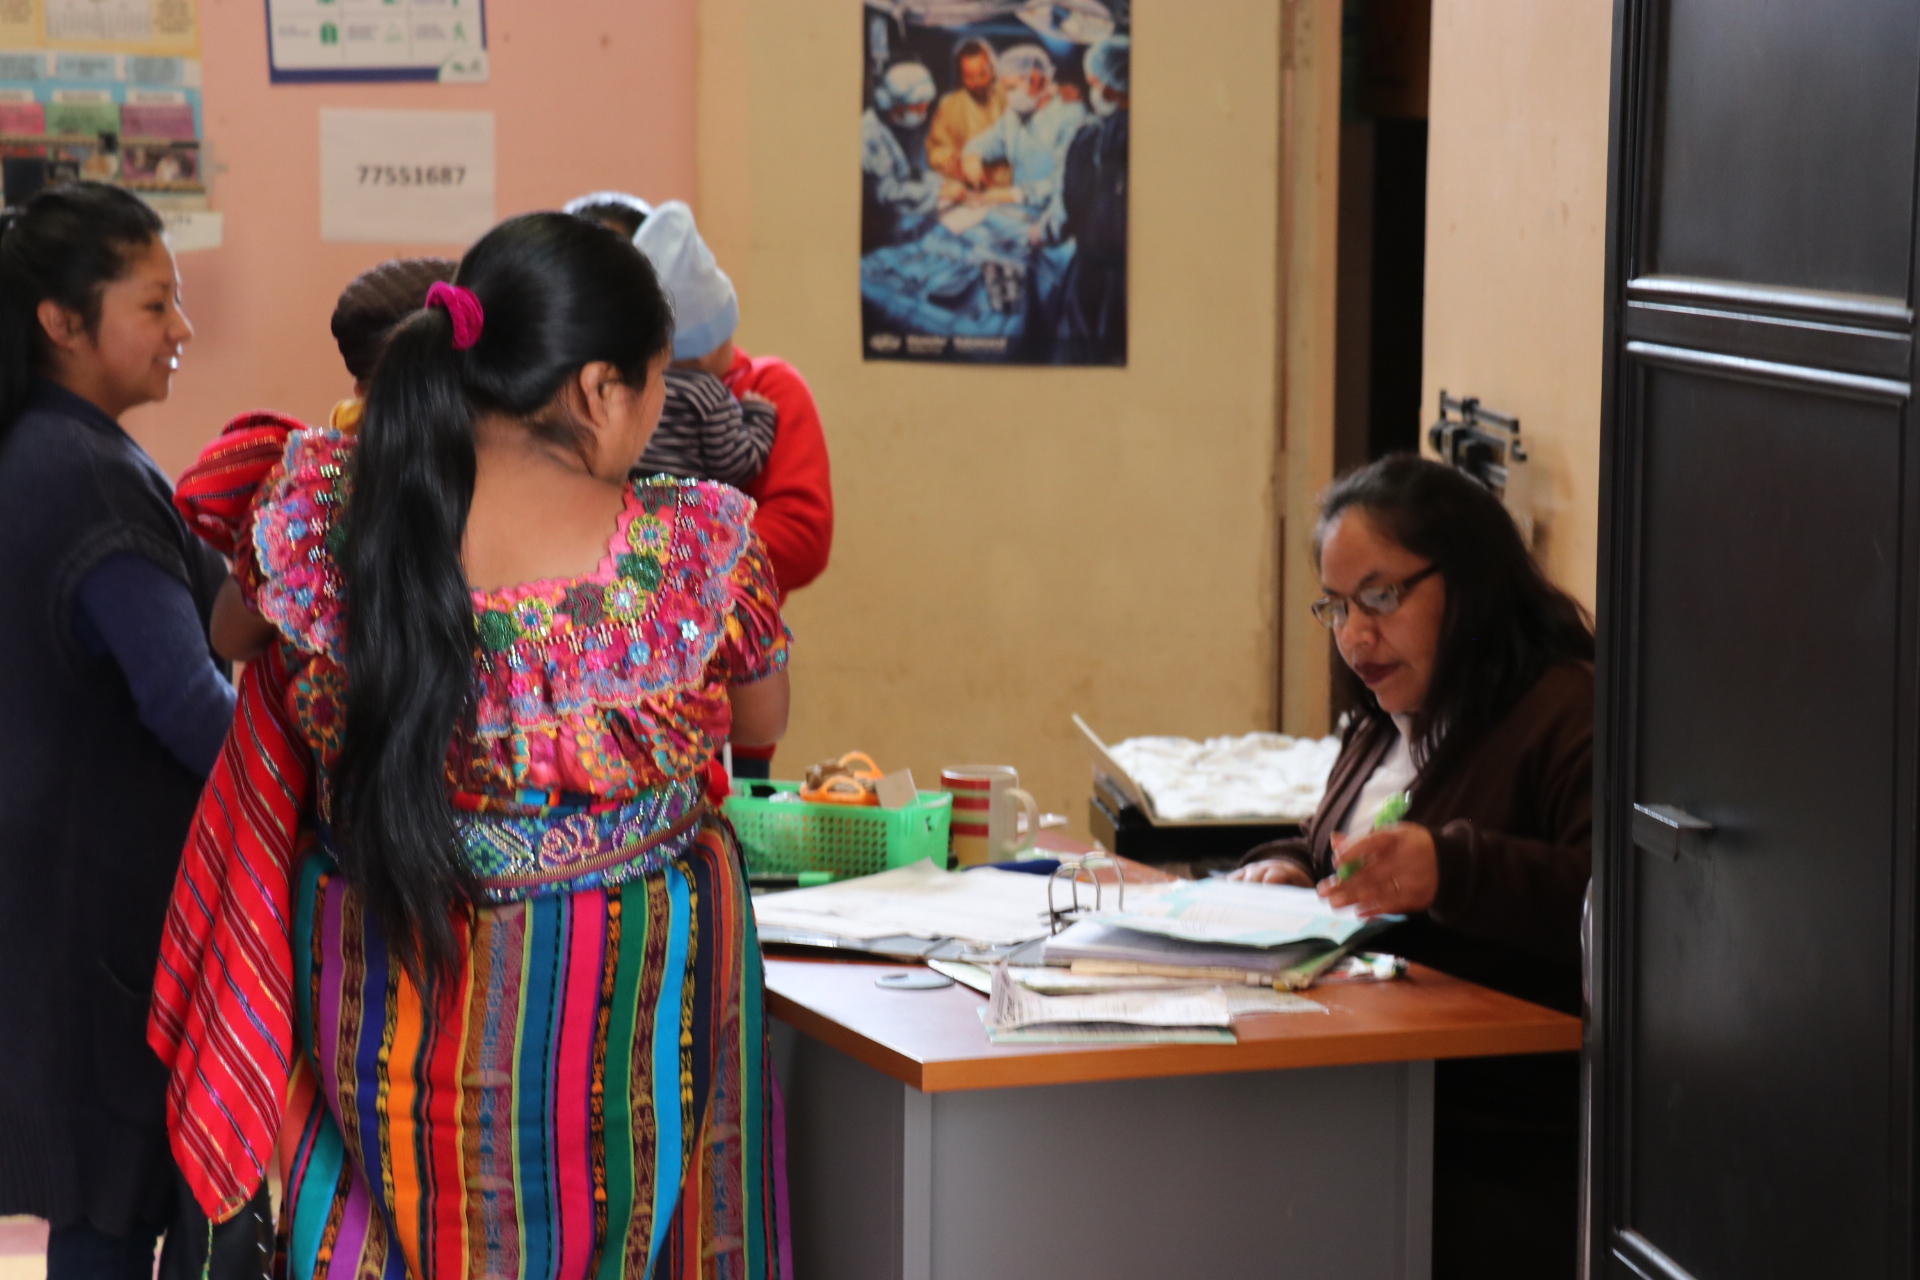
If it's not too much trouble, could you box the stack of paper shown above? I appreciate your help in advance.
[754,864,1395,1046]
[980,962,1324,1044]
[1039,879,1393,991]
[1041,920,1344,989]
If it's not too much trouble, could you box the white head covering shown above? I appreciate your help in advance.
[561,190,653,226]
[632,201,739,361]
[999,43,1055,115]
[874,62,936,114]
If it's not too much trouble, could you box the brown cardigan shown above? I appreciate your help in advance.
[1245,660,1592,1015]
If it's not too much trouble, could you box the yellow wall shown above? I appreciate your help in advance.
[1421,0,1614,608]
[698,0,1335,824]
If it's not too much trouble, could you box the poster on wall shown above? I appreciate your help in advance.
[859,0,1130,366]
[267,0,487,84]
[0,0,213,221]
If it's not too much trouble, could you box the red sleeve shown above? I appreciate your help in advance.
[726,352,833,600]
[172,410,305,557]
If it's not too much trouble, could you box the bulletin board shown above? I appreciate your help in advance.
[0,0,208,208]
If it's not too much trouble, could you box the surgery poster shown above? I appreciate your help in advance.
[860,1,1129,366]
[267,0,487,84]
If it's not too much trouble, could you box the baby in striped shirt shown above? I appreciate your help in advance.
[641,367,775,488]
[567,192,775,490]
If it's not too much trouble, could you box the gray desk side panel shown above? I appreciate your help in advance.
[778,1024,1434,1280]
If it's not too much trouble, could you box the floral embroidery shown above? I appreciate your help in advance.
[477,610,523,653]
[454,780,702,901]
[512,597,555,641]
[603,579,646,622]
[636,479,675,516]
[251,429,354,656]
[558,583,605,628]
[248,433,792,813]
[616,551,663,592]
[289,659,347,763]
[627,513,673,557]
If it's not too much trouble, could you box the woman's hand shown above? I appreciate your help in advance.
[1320,823,1440,916]
[210,576,275,663]
[1228,858,1314,887]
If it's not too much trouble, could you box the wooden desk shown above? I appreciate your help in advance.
[768,958,1581,1280]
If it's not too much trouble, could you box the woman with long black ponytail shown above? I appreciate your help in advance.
[217,211,791,1279]
[0,182,260,1280]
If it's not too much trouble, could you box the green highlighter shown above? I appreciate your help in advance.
[1338,790,1410,881]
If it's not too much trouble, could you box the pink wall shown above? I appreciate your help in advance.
[123,0,698,476]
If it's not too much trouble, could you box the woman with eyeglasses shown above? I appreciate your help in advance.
[1233,453,1592,1280]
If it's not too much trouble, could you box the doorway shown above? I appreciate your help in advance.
[1335,0,1430,476]
[1329,0,1430,718]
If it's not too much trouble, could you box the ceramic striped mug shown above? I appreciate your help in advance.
[941,765,1040,867]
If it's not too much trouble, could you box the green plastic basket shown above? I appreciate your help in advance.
[724,781,952,879]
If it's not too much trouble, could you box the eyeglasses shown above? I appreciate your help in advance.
[1309,564,1439,630]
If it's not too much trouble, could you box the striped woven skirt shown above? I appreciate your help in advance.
[279,818,788,1280]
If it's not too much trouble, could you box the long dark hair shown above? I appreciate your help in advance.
[1315,454,1594,769]
[0,181,164,440]
[333,212,674,987]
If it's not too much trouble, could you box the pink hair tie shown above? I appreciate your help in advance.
[425,281,484,350]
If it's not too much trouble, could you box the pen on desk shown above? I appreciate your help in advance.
[1336,790,1411,882]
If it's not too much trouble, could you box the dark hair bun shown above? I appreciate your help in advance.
[331,257,458,382]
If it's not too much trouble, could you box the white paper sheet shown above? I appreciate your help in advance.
[977,1013,1237,1045]
[750,859,1055,948]
[46,0,154,42]
[160,209,221,253]
[1093,878,1373,948]
[319,108,495,245]
[987,963,1323,1030]
[1008,966,1260,995]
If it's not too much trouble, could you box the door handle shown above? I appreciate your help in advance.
[1632,803,1714,860]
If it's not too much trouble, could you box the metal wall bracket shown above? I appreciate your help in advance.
[1428,391,1534,546]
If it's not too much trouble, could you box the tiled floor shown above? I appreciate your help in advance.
[0,1217,46,1280]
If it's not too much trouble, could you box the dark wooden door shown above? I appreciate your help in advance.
[1594,3,1920,1278]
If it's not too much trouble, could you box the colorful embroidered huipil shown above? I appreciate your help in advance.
[156,422,793,1280]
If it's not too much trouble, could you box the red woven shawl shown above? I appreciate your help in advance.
[148,413,311,1221]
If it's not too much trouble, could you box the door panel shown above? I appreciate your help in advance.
[1625,369,1899,1277]
[1598,1,1920,1276]
[1653,0,1920,296]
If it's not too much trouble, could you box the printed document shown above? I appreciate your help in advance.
[1094,878,1374,948]
[751,859,1055,948]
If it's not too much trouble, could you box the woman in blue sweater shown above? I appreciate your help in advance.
[0,182,254,1280]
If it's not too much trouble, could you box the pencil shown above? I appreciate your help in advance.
[1337,790,1410,881]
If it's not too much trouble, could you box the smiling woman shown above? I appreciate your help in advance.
[1234,453,1595,1279]
[0,182,254,1280]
